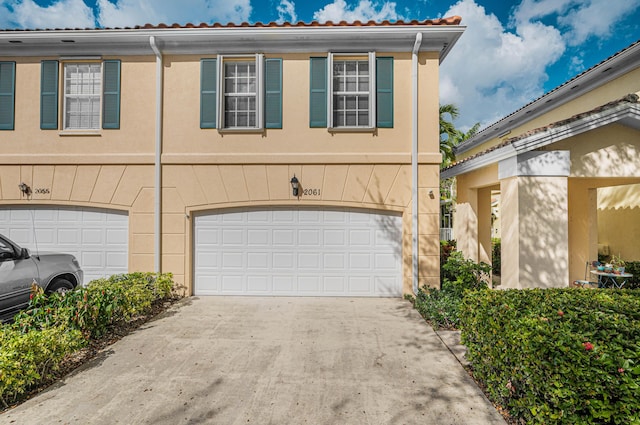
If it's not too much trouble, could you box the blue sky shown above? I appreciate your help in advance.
[1,0,639,130]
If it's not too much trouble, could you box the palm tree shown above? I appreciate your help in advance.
[439,104,480,167]
[439,104,459,166]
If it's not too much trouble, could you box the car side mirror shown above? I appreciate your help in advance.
[21,248,30,259]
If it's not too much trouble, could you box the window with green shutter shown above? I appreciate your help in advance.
[0,62,15,130]
[310,53,393,129]
[40,60,121,130]
[200,55,282,131]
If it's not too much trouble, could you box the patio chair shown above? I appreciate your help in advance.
[573,261,600,288]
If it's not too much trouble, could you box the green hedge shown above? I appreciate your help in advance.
[414,251,490,329]
[460,288,640,424]
[0,272,175,408]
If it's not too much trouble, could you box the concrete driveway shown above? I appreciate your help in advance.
[1,297,505,425]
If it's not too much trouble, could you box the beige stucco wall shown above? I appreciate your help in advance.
[0,164,155,274]
[598,183,640,261]
[0,50,443,296]
[1,57,156,164]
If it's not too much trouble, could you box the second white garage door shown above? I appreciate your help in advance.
[0,206,128,285]
[194,208,402,297]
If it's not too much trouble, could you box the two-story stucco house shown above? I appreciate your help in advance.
[442,39,640,289]
[0,18,464,296]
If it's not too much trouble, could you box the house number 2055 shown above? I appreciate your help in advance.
[34,188,50,194]
[303,188,321,196]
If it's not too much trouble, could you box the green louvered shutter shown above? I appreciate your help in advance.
[102,60,121,129]
[40,60,59,130]
[200,58,217,129]
[0,62,15,130]
[309,57,327,128]
[376,57,393,128]
[264,58,282,129]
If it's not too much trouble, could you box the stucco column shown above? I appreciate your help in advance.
[568,180,599,283]
[499,151,571,288]
[477,187,493,266]
[454,181,479,262]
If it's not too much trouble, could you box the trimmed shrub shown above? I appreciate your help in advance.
[0,325,84,408]
[460,288,640,424]
[13,272,175,337]
[415,251,490,329]
[1,273,176,408]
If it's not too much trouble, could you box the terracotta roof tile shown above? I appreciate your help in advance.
[0,16,462,33]
[442,94,640,172]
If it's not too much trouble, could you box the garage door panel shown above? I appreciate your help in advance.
[273,275,294,292]
[0,206,128,285]
[248,229,269,245]
[195,208,402,297]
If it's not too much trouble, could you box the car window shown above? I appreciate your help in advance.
[0,238,16,261]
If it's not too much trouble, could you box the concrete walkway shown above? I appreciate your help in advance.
[1,297,505,425]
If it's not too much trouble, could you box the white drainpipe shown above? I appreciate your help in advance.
[150,36,163,273]
[412,32,422,295]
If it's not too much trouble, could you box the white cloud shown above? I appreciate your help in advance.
[96,0,252,27]
[0,0,95,29]
[313,0,399,23]
[276,0,297,24]
[440,0,566,130]
[514,0,640,46]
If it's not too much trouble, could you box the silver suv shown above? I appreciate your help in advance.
[0,233,83,320]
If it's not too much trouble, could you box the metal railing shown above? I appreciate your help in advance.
[440,227,454,241]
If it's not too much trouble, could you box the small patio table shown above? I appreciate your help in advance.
[590,270,633,288]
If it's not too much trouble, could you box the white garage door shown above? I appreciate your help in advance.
[194,208,402,297]
[0,206,128,285]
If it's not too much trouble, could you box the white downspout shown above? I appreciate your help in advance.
[412,32,422,295]
[150,36,163,273]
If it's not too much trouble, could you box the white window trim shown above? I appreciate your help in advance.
[217,54,264,132]
[62,62,103,131]
[328,52,376,130]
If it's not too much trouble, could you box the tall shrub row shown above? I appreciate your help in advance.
[0,272,175,408]
[460,288,640,424]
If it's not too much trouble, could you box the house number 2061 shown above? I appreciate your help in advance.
[303,188,321,196]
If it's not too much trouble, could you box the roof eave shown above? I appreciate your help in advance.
[0,25,465,57]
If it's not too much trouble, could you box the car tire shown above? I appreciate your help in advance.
[47,278,74,295]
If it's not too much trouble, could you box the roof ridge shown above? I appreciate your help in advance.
[0,16,462,32]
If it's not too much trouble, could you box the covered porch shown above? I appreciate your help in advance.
[442,96,640,288]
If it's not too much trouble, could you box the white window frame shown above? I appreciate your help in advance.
[328,52,376,130]
[62,62,102,131]
[217,54,264,131]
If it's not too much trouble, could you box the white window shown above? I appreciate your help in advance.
[63,63,102,130]
[218,54,263,130]
[329,52,375,129]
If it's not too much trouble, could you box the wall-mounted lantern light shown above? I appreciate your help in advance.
[18,182,31,197]
[290,175,300,197]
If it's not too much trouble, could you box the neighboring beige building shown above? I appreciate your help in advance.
[442,40,640,289]
[0,19,464,296]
